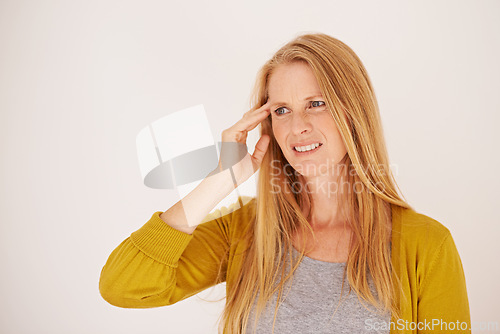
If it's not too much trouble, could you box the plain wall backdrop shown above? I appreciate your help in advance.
[1,0,499,333]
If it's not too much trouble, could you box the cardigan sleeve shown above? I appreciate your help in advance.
[99,197,254,308]
[417,232,471,333]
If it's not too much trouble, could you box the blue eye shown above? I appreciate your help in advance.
[274,107,290,115]
[311,101,325,108]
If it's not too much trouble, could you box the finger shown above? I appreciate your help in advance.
[244,101,271,117]
[245,111,270,132]
[255,101,272,115]
[233,107,270,133]
[223,103,272,142]
[251,134,271,171]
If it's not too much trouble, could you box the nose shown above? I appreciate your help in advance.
[290,111,312,136]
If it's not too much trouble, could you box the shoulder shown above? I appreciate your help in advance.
[391,205,467,291]
[391,206,469,305]
[391,204,452,252]
[198,196,257,241]
[229,196,257,239]
[200,196,256,224]
[390,204,462,277]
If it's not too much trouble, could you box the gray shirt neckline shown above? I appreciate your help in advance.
[247,247,390,334]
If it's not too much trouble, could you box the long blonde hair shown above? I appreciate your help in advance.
[220,32,412,333]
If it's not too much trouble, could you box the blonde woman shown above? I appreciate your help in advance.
[99,33,471,333]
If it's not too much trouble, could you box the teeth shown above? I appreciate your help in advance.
[294,143,320,152]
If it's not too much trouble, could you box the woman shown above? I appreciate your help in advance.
[99,33,471,333]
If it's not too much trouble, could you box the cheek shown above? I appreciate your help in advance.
[272,123,286,145]
[326,125,347,153]
[271,125,291,157]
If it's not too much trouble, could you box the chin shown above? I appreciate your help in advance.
[292,162,321,177]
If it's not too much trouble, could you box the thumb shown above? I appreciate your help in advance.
[251,134,271,171]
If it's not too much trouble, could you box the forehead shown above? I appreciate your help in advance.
[267,62,322,102]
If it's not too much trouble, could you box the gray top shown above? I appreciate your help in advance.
[246,249,390,334]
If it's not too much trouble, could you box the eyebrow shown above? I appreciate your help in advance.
[269,95,324,108]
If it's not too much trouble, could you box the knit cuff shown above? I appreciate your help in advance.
[130,211,194,266]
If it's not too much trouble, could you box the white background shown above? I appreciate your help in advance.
[1,0,499,333]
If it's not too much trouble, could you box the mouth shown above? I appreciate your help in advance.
[292,143,323,155]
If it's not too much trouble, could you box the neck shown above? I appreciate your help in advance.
[301,173,346,229]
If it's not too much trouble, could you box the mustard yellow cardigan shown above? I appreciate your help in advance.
[99,198,471,333]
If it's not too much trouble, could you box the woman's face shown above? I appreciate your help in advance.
[268,61,347,178]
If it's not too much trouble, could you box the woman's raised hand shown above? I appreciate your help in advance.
[214,101,271,186]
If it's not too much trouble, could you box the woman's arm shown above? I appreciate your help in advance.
[99,102,271,308]
[159,167,237,234]
[99,197,255,308]
[417,232,471,333]
[158,101,272,234]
